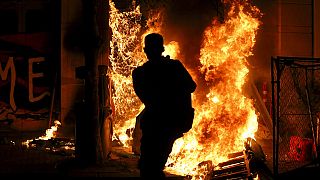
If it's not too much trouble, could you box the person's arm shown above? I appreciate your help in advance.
[132,68,150,105]
[176,60,197,93]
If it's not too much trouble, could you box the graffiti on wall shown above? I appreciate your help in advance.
[0,55,53,131]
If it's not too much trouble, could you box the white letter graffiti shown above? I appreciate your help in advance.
[28,57,50,102]
[0,57,16,111]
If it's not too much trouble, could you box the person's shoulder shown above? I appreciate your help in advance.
[169,59,184,67]
[171,59,182,64]
[132,65,144,77]
[133,61,150,74]
[163,56,181,65]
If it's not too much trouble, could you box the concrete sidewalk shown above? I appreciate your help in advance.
[2,141,320,179]
[0,143,185,179]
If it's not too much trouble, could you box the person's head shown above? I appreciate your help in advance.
[143,33,165,60]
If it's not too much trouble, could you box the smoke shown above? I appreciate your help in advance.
[165,1,219,62]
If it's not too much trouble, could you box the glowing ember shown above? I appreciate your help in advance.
[22,120,61,148]
[108,0,261,178]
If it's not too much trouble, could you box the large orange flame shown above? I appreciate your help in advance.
[109,0,261,178]
[165,0,261,178]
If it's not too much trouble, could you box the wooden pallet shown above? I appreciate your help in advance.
[210,138,265,180]
[210,150,253,180]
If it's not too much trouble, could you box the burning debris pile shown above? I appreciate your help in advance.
[209,138,266,180]
[22,120,75,156]
[23,137,75,156]
[108,0,262,179]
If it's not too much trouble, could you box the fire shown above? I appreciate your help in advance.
[165,0,261,178]
[108,0,144,147]
[22,120,61,148]
[109,0,261,178]
[109,0,179,147]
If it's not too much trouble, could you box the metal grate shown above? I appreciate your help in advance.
[271,56,320,176]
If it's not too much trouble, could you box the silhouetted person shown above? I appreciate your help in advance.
[132,33,196,179]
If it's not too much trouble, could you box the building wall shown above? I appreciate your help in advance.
[250,0,280,83]
[279,0,313,57]
[251,0,314,83]
[60,0,85,136]
[0,0,60,132]
[315,0,320,57]
[60,0,112,159]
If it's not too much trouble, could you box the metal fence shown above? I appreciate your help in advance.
[271,56,320,176]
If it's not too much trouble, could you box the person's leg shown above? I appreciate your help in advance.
[139,126,179,179]
[139,131,166,179]
[158,132,178,170]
